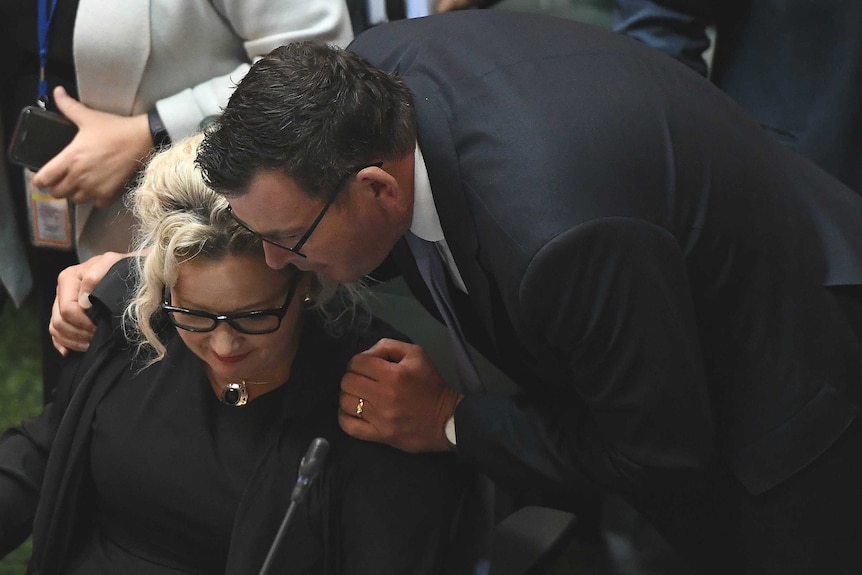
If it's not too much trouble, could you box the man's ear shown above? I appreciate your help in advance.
[365,168,399,206]
[358,154,413,213]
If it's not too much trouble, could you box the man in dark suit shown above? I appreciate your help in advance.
[614,0,862,193]
[53,9,862,574]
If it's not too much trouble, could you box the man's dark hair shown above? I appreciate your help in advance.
[196,41,417,200]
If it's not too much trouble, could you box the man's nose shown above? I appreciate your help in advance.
[263,242,301,270]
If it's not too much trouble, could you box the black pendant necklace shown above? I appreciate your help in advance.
[221,381,249,406]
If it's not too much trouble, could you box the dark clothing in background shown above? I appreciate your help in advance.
[614,0,862,193]
[0,0,82,402]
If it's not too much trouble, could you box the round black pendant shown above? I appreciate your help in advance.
[221,382,248,406]
[223,386,240,405]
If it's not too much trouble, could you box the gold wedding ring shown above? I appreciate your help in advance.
[355,398,365,418]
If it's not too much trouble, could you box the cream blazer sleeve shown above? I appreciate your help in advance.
[72,0,353,259]
[153,0,355,139]
[76,0,353,138]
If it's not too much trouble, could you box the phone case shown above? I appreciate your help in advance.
[7,105,78,171]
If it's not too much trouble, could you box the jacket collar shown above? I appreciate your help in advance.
[402,75,495,337]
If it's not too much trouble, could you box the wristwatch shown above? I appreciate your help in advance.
[147,108,171,148]
[444,414,457,449]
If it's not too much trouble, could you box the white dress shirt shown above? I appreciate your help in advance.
[409,144,469,293]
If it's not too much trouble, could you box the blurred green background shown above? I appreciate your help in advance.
[0,300,41,574]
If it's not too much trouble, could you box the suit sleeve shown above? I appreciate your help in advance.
[613,0,715,77]
[154,0,354,139]
[455,218,717,497]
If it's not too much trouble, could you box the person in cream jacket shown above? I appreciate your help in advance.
[31,0,353,261]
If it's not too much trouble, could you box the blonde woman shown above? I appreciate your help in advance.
[0,136,458,574]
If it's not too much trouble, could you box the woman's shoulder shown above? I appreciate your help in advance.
[312,303,411,359]
[89,257,137,320]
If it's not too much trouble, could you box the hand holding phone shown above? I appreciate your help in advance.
[18,86,154,208]
[7,106,78,171]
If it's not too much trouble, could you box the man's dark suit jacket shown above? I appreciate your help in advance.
[614,0,862,193]
[350,10,862,572]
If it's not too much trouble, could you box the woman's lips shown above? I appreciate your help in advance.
[212,351,251,364]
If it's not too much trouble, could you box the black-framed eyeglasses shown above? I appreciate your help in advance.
[227,162,383,259]
[161,279,299,335]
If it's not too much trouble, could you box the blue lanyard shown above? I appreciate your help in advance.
[37,0,60,108]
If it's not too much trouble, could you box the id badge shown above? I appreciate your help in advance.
[24,168,75,250]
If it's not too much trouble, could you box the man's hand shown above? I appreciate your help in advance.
[339,338,462,453]
[31,86,152,208]
[49,251,128,355]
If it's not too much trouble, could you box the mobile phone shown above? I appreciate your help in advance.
[7,105,78,171]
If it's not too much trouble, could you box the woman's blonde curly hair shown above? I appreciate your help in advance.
[123,134,358,365]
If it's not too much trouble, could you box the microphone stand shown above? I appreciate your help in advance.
[258,437,330,575]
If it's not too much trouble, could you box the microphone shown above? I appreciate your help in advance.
[291,437,330,503]
[258,437,330,575]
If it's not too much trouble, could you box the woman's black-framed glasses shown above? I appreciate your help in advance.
[227,162,383,259]
[161,279,299,335]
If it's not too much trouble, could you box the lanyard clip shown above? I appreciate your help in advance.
[37,67,48,109]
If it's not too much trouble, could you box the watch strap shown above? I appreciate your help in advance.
[147,108,171,148]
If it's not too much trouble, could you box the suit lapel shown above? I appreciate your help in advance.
[74,0,151,115]
[405,75,496,340]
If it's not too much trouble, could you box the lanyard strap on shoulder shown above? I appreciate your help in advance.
[37,0,60,107]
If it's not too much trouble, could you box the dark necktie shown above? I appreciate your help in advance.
[405,232,494,574]
[404,232,485,394]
